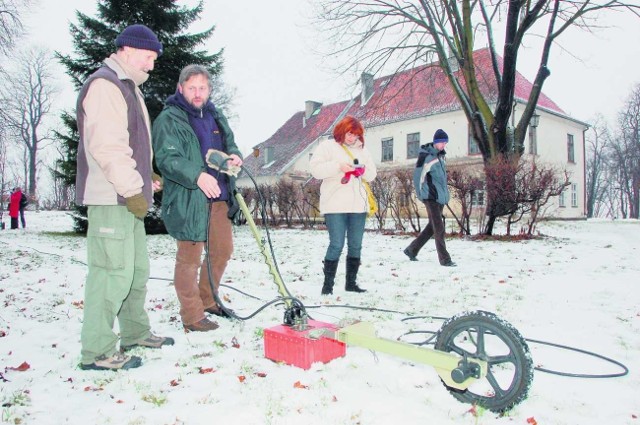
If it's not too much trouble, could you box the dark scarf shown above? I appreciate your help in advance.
[166,90,228,201]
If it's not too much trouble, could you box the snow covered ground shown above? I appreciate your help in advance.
[0,211,638,424]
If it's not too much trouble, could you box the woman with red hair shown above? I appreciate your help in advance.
[310,116,377,295]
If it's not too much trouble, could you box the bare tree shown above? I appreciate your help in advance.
[610,84,640,219]
[448,168,484,235]
[507,160,571,236]
[40,145,75,210]
[315,0,640,233]
[0,0,30,57]
[274,179,299,227]
[301,179,321,228]
[0,47,59,204]
[0,126,9,223]
[393,168,421,232]
[585,115,611,218]
[369,171,394,231]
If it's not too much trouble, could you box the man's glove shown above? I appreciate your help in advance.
[206,149,241,177]
[152,172,163,192]
[125,193,148,219]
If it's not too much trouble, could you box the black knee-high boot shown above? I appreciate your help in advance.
[345,257,366,293]
[321,259,339,295]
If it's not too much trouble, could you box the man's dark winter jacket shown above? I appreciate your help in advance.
[152,94,241,242]
[413,143,450,205]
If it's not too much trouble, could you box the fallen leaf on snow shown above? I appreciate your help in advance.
[467,405,477,417]
[8,361,30,371]
[293,381,308,389]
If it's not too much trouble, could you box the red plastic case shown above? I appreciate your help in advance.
[264,320,346,369]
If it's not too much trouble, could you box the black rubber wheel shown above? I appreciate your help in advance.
[434,310,533,413]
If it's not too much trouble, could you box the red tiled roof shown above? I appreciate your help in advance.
[242,48,565,177]
[242,100,350,178]
[354,47,563,127]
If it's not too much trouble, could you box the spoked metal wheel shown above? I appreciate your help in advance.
[434,310,533,413]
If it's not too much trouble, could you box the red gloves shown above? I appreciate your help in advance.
[341,166,365,184]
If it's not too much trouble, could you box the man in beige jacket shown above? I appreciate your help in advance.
[76,24,173,371]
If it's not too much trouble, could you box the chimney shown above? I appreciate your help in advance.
[447,55,459,73]
[305,100,322,120]
[444,45,459,72]
[360,72,374,105]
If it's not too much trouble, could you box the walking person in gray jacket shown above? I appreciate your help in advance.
[403,129,456,267]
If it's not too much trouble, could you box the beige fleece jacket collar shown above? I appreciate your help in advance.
[105,53,149,86]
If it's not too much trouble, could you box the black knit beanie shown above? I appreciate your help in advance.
[115,24,163,56]
[433,129,449,144]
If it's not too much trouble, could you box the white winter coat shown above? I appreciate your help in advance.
[309,139,377,214]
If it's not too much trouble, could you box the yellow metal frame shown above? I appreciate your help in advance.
[237,192,486,390]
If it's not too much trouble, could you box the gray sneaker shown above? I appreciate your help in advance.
[121,334,175,351]
[80,352,142,371]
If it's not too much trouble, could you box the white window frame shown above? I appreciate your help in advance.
[567,134,575,163]
[468,126,480,155]
[407,133,420,159]
[381,137,394,162]
[571,183,578,208]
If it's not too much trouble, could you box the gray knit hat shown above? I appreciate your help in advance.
[115,24,163,56]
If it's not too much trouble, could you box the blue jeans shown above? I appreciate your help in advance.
[324,213,366,261]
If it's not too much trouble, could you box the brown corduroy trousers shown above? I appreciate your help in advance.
[173,202,233,326]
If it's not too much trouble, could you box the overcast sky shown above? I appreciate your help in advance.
[24,0,640,156]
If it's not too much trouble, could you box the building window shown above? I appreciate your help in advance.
[407,133,420,159]
[471,190,485,207]
[528,113,540,155]
[399,193,409,208]
[382,137,394,162]
[571,183,578,207]
[265,146,274,164]
[567,134,575,163]
[559,190,566,208]
[468,127,480,155]
[528,127,537,155]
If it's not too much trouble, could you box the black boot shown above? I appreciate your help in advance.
[345,257,366,293]
[321,259,339,295]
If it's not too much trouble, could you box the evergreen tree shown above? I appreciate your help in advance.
[55,0,224,233]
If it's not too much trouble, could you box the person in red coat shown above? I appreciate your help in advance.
[8,187,22,229]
